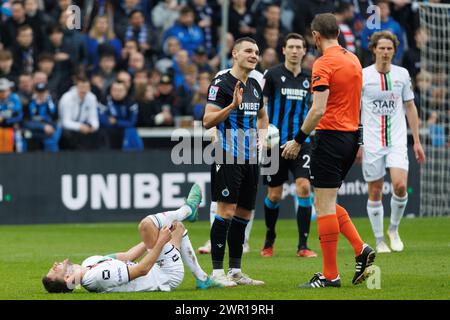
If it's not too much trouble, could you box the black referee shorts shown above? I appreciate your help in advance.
[263,143,311,187]
[310,130,359,188]
[211,163,259,211]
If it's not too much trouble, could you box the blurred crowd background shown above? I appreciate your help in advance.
[0,0,448,152]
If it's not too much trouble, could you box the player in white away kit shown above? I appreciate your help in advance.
[42,184,222,293]
[359,31,425,253]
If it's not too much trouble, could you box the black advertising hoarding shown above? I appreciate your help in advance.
[0,150,420,224]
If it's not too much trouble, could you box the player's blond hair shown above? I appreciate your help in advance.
[368,31,400,54]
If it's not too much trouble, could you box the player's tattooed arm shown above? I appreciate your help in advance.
[127,227,172,280]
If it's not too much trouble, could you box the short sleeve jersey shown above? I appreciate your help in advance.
[361,64,414,150]
[263,64,312,145]
[81,256,132,293]
[207,70,264,161]
[311,45,362,132]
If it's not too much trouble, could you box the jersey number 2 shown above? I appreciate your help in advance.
[302,155,311,169]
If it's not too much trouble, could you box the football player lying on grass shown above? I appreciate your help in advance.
[42,184,222,293]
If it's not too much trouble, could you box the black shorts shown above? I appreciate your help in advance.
[263,143,312,187]
[310,130,359,188]
[211,163,259,211]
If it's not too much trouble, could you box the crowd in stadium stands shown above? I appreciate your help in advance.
[0,0,448,152]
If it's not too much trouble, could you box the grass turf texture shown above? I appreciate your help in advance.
[0,218,448,300]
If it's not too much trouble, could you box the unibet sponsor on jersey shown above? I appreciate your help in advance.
[280,88,308,100]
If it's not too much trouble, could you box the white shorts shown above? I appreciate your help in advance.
[108,245,184,293]
[362,146,409,182]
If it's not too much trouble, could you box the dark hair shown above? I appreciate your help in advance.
[335,2,353,14]
[42,276,73,293]
[37,53,55,64]
[47,24,63,35]
[283,33,306,48]
[311,13,339,39]
[17,24,32,35]
[11,0,24,8]
[233,37,257,50]
[180,6,194,15]
[368,30,400,54]
[74,72,89,83]
[375,0,390,5]
[99,52,116,60]
[128,9,143,19]
[0,49,13,61]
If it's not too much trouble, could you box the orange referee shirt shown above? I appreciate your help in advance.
[311,45,362,132]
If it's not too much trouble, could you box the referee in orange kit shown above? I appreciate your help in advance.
[282,13,376,288]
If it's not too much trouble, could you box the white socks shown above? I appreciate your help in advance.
[367,193,408,242]
[180,231,207,281]
[367,200,384,243]
[149,206,192,229]
[390,193,408,231]
[212,269,225,277]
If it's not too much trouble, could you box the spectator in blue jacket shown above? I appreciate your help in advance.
[99,81,143,150]
[163,6,204,57]
[85,15,122,72]
[23,82,61,152]
[0,77,23,151]
[0,78,23,127]
[361,0,405,65]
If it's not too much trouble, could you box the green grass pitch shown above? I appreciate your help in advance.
[0,217,448,300]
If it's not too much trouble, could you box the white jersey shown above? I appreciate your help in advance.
[361,64,414,151]
[81,245,184,293]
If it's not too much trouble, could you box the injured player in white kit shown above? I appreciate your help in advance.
[42,184,222,293]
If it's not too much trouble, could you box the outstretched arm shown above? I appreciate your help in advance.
[281,89,329,160]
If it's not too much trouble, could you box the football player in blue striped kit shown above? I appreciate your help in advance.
[261,33,318,258]
[203,37,268,287]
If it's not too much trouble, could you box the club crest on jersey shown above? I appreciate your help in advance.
[303,79,310,89]
[281,76,286,82]
[208,86,219,101]
[222,188,230,197]
[253,88,259,98]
